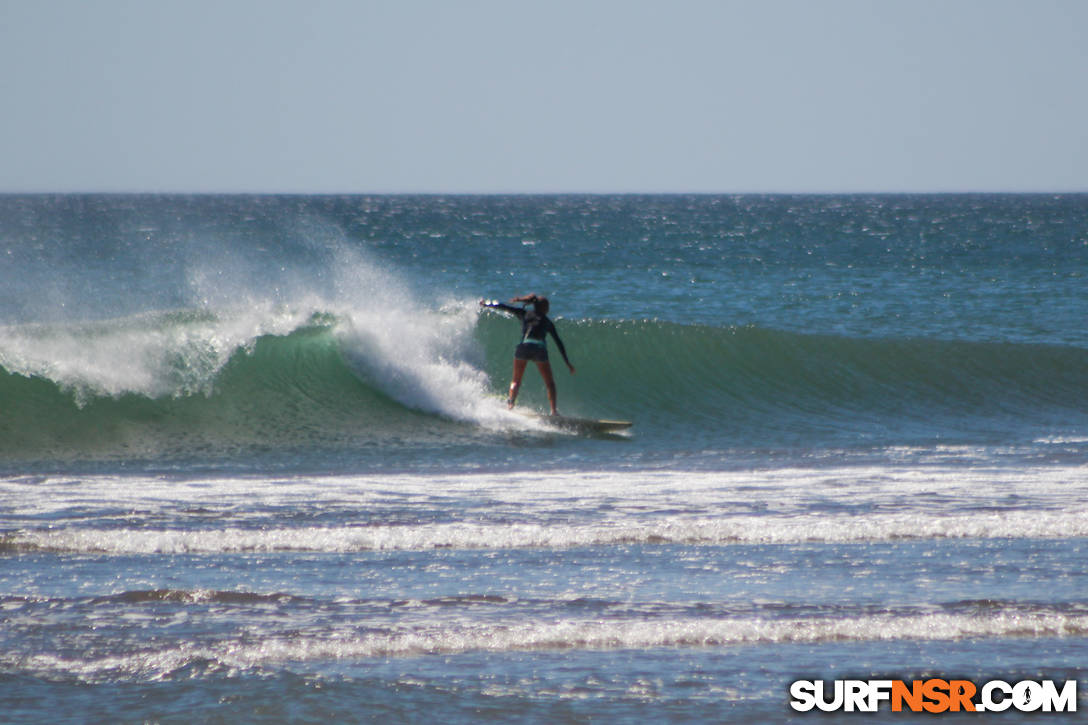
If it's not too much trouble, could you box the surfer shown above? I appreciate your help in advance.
[480,294,575,415]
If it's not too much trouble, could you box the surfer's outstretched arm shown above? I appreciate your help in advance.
[480,299,526,318]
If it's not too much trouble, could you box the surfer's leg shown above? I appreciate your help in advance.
[508,358,528,408]
[536,361,558,415]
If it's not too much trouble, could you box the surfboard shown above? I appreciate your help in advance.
[518,411,633,435]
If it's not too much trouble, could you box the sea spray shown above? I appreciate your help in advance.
[0,307,319,404]
[0,238,530,460]
[325,246,511,425]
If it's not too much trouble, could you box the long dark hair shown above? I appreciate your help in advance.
[511,293,549,316]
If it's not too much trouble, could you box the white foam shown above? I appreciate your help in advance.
[6,465,1088,552]
[15,609,1088,680]
[4,465,1087,518]
[0,294,354,404]
[313,245,522,427]
[334,297,514,427]
[10,505,1088,556]
[12,505,1088,555]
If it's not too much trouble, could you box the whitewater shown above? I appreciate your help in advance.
[1,194,1087,722]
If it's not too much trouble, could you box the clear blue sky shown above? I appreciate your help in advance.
[2,0,1086,193]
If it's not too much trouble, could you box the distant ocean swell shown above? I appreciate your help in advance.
[2,306,1087,459]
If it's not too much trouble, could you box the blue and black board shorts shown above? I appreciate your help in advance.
[515,341,549,362]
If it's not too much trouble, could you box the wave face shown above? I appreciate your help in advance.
[525,318,1088,437]
[2,308,1087,463]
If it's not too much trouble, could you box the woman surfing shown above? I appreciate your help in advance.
[480,294,575,415]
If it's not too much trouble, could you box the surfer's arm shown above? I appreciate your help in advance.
[549,324,575,373]
[479,300,526,318]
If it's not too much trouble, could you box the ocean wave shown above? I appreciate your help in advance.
[523,317,1088,428]
[2,303,1087,461]
[0,301,523,461]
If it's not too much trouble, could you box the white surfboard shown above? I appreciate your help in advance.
[518,411,633,434]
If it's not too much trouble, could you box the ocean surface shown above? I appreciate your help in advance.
[1,194,1087,722]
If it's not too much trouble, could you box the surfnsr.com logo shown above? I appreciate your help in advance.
[789,679,1078,713]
